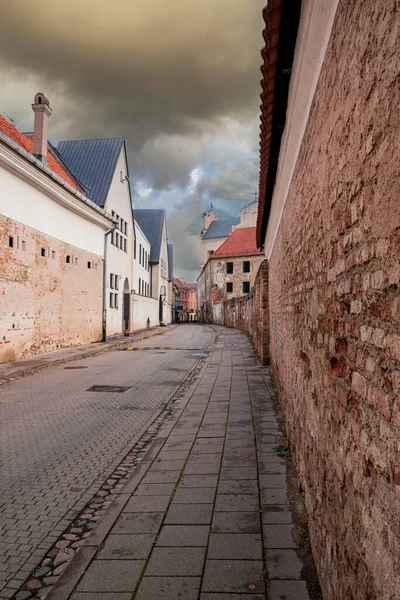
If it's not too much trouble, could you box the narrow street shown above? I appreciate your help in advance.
[0,325,213,597]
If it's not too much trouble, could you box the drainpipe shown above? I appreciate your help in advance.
[102,225,118,342]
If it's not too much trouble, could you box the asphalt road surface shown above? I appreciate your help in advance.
[0,324,213,597]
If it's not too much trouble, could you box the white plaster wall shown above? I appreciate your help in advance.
[0,163,106,255]
[133,222,150,296]
[104,147,134,336]
[264,0,339,257]
[131,295,159,331]
[200,236,226,268]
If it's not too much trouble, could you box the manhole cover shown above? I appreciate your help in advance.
[86,385,130,393]
[65,366,88,369]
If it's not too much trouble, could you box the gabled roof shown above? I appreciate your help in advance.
[57,138,124,207]
[211,227,264,258]
[202,217,239,240]
[0,115,82,192]
[167,244,173,281]
[133,209,166,264]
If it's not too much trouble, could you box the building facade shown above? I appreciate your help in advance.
[198,227,264,324]
[172,278,197,322]
[133,209,172,326]
[0,98,113,362]
[57,137,134,338]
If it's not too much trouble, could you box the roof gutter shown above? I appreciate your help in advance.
[256,0,302,248]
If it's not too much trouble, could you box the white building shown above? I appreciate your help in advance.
[131,220,156,330]
[57,137,134,337]
[133,209,172,326]
[0,94,114,362]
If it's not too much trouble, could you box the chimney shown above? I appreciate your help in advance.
[32,93,52,163]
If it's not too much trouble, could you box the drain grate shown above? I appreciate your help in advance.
[86,385,130,393]
[65,366,88,370]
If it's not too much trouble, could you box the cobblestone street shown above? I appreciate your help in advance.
[43,326,320,600]
[0,325,213,598]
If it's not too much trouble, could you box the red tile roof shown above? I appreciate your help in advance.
[173,278,195,291]
[211,227,264,258]
[0,115,82,192]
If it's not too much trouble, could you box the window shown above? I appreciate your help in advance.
[116,214,120,229]
[116,232,119,247]
[111,231,114,246]
[114,293,118,307]
[22,240,26,251]
[75,257,78,265]
[139,278,141,295]
[243,261,250,273]
[124,222,127,235]
[243,281,250,293]
[124,238,127,252]
[87,261,92,269]
[226,262,233,274]
[115,274,119,290]
[9,236,13,248]
[109,292,114,308]
[66,255,71,264]
[139,244,142,265]
[120,218,124,232]
[110,273,114,289]
[41,248,46,257]
[119,236,123,250]
[111,210,115,218]
[226,282,233,293]
[51,251,56,260]
[134,240,136,259]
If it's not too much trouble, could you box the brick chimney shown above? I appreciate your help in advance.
[31,93,52,163]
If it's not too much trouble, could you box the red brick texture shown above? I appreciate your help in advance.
[267,1,399,599]
[0,216,103,362]
[224,260,270,364]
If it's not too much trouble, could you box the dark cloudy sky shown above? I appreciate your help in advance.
[0,0,265,280]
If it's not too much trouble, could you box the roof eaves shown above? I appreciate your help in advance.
[257,0,302,248]
[0,131,116,223]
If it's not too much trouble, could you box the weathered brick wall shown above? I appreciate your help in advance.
[268,1,399,599]
[224,260,269,364]
[0,217,103,362]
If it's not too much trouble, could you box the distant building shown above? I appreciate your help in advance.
[173,278,198,322]
[199,200,258,267]
[0,94,114,362]
[133,209,172,326]
[198,226,263,324]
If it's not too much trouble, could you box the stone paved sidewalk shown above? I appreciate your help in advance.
[47,327,322,600]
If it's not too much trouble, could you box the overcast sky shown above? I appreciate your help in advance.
[0,0,265,280]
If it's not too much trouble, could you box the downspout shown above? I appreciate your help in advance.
[102,225,118,342]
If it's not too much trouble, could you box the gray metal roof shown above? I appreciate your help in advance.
[133,209,165,264]
[167,244,173,281]
[56,138,124,207]
[202,217,239,240]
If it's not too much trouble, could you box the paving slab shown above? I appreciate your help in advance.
[270,580,310,600]
[135,576,201,600]
[202,560,265,594]
[146,547,206,576]
[96,534,155,560]
[165,503,213,525]
[76,560,144,592]
[208,534,263,560]
[156,526,209,547]
[266,549,304,579]
[112,513,164,534]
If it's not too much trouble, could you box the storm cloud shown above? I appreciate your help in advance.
[0,0,265,278]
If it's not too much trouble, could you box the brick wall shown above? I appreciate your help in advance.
[224,260,269,364]
[0,216,104,362]
[268,1,400,599]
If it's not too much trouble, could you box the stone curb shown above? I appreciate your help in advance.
[43,331,215,600]
[0,324,178,386]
